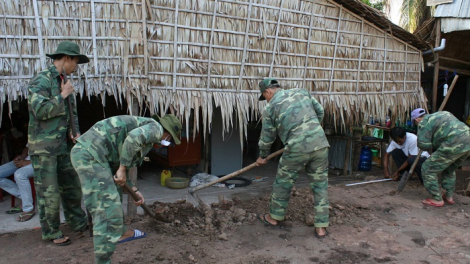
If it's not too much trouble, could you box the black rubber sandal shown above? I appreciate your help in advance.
[51,235,71,246]
[257,213,278,226]
[5,207,22,214]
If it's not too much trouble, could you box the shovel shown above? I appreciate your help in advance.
[121,182,172,222]
[397,75,459,192]
[188,148,284,209]
[397,150,422,192]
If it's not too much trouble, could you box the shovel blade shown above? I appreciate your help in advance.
[397,171,411,192]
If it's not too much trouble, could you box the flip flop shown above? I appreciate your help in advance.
[5,207,22,214]
[16,211,35,222]
[50,235,71,246]
[422,198,444,207]
[442,196,455,205]
[314,228,328,239]
[118,229,147,244]
[257,213,277,226]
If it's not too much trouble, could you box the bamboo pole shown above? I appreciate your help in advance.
[236,0,253,91]
[403,44,408,92]
[32,0,46,68]
[172,0,179,93]
[205,0,218,92]
[141,0,149,76]
[302,0,316,90]
[328,5,342,93]
[355,18,364,95]
[382,32,387,96]
[268,0,285,77]
[91,0,99,75]
[432,19,441,113]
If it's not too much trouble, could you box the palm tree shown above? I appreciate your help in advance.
[399,0,432,33]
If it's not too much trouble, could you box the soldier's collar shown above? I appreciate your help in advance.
[49,65,61,79]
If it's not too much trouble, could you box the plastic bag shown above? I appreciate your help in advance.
[189,173,225,188]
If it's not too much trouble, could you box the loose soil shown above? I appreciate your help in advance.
[1,176,470,264]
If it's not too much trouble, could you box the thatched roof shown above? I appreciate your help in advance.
[0,0,427,143]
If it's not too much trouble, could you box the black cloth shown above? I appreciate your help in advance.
[390,148,426,184]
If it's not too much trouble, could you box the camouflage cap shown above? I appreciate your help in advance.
[46,41,90,64]
[153,114,182,145]
[258,78,279,101]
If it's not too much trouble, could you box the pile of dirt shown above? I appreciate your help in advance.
[145,187,366,236]
[3,178,470,264]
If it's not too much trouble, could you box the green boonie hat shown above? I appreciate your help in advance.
[46,41,90,64]
[152,114,182,145]
[258,78,279,101]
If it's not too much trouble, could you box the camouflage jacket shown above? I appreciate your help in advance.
[417,111,470,153]
[258,88,329,158]
[76,115,164,172]
[27,65,79,156]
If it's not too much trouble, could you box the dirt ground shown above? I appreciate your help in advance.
[1,175,470,264]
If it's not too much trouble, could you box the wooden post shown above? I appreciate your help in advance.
[127,96,140,217]
[432,19,441,113]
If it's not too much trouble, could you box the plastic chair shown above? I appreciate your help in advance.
[10,177,36,209]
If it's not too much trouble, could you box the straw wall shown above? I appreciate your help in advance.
[0,0,426,141]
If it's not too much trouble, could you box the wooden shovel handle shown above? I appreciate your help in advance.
[188,148,284,194]
[408,149,423,174]
[122,182,157,218]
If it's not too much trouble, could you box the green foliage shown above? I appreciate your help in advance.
[400,0,431,32]
[360,0,384,11]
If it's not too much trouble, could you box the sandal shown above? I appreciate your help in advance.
[441,191,455,205]
[422,198,444,207]
[16,211,35,222]
[5,207,22,214]
[315,228,328,239]
[50,235,71,246]
[442,196,455,205]
[118,229,147,244]
[257,213,278,226]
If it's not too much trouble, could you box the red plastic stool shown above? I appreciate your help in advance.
[11,177,36,209]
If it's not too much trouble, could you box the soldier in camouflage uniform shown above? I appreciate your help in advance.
[70,114,182,264]
[412,108,470,207]
[255,78,330,238]
[27,41,89,245]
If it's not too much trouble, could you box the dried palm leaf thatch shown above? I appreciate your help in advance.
[1,0,426,146]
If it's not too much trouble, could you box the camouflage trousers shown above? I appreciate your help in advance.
[422,148,470,200]
[269,147,329,227]
[71,143,127,264]
[30,155,87,240]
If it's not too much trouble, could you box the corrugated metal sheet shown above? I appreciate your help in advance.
[327,137,351,173]
[441,18,470,32]
[435,0,470,18]
[428,0,453,7]
[434,0,470,32]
